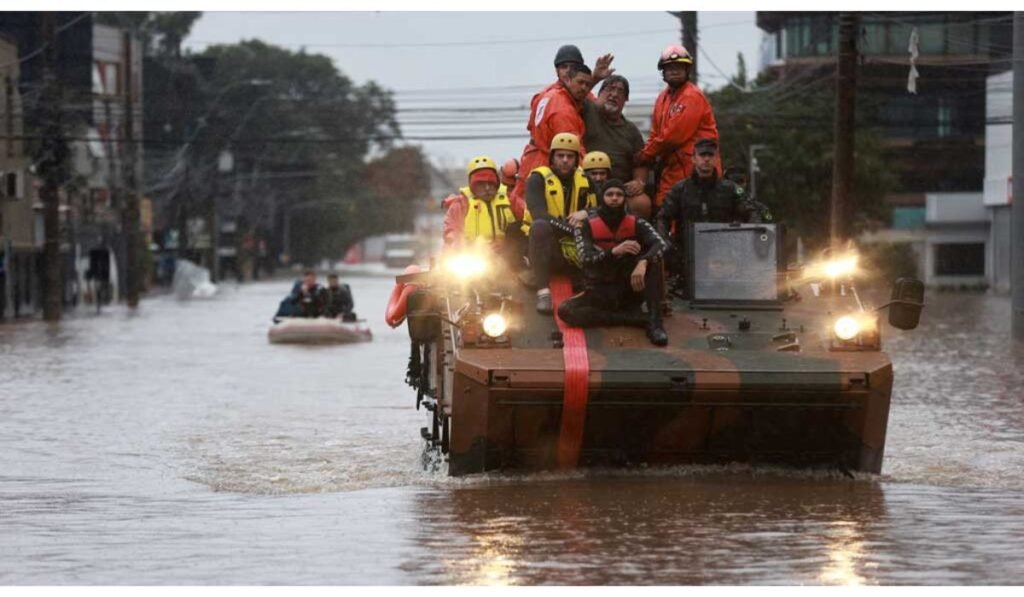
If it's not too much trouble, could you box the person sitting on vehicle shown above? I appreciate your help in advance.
[656,138,771,293]
[558,179,669,346]
[324,273,356,321]
[582,150,612,188]
[442,155,523,269]
[521,132,596,314]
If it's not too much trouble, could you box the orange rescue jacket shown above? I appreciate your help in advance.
[637,82,719,206]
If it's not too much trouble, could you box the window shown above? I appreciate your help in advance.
[861,22,887,55]
[937,98,952,138]
[918,20,947,54]
[92,61,121,96]
[935,243,985,276]
[784,15,837,57]
[947,18,977,55]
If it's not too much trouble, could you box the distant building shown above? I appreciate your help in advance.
[0,36,35,318]
[757,12,1013,288]
[0,13,144,307]
[757,12,1012,204]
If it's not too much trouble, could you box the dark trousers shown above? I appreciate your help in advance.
[557,261,664,328]
[497,222,528,272]
[528,220,576,289]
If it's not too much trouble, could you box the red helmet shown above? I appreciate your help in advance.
[658,44,693,70]
[500,158,519,186]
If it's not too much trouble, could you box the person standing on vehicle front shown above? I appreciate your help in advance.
[510,61,600,219]
[558,179,669,346]
[656,139,770,290]
[581,75,651,219]
[636,45,720,208]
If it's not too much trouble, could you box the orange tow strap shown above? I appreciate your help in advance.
[550,276,589,468]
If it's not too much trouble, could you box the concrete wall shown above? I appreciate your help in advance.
[990,205,1012,294]
[984,70,1012,294]
[924,192,989,287]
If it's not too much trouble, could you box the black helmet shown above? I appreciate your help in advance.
[553,44,584,67]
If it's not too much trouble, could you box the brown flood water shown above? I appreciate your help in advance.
[1,277,1022,584]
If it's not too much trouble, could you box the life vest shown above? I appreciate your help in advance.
[521,167,595,267]
[588,213,637,250]
[461,184,514,242]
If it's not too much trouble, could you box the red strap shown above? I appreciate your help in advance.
[550,276,590,468]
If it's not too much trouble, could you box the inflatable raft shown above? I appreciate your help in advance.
[268,317,373,345]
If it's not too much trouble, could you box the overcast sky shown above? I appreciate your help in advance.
[183,11,762,169]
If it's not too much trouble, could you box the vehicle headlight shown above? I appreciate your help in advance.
[824,254,858,279]
[482,313,508,338]
[804,252,861,282]
[833,315,861,341]
[445,253,488,280]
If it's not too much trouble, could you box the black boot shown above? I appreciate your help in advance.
[646,319,668,346]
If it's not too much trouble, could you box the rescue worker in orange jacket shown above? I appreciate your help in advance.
[442,156,521,268]
[636,45,720,208]
[510,62,595,221]
[511,45,613,218]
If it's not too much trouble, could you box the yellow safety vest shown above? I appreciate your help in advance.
[461,184,514,242]
[521,167,595,267]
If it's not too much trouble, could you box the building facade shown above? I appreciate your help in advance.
[0,36,35,319]
[757,12,1013,288]
[0,13,144,313]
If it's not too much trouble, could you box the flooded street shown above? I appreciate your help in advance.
[2,277,1023,584]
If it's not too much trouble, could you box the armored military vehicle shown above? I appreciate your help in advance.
[393,223,923,476]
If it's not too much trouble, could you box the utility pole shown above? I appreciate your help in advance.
[670,11,699,85]
[1012,12,1024,339]
[40,13,64,322]
[122,30,141,307]
[830,12,858,251]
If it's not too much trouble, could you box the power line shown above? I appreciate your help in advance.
[186,27,680,50]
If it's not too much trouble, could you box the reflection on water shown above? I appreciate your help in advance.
[2,285,1024,584]
[819,522,866,586]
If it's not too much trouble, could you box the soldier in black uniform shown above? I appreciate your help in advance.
[655,138,771,292]
[558,179,670,346]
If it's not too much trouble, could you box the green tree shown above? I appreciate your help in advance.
[188,40,406,264]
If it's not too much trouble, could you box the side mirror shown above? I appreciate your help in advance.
[888,277,924,330]
[406,289,441,342]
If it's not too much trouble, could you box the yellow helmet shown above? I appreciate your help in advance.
[582,151,611,172]
[549,132,581,155]
[465,155,498,178]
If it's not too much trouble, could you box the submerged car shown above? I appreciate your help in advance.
[392,223,923,476]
